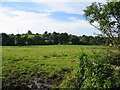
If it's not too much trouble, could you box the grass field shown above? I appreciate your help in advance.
[2,45,113,89]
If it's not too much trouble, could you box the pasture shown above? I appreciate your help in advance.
[2,45,112,89]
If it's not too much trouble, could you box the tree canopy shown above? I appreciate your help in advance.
[84,1,120,49]
[27,30,33,35]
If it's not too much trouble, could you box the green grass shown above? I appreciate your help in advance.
[22,35,42,38]
[2,45,112,89]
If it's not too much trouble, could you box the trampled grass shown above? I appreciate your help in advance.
[2,45,112,89]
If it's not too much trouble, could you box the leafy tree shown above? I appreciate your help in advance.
[27,30,32,35]
[27,38,33,45]
[88,36,95,45]
[51,32,59,45]
[36,33,39,35]
[69,35,80,45]
[14,34,28,46]
[9,34,15,46]
[15,34,22,46]
[58,33,69,45]
[2,33,15,46]
[43,31,52,41]
[94,36,106,45]
[80,35,90,45]
[84,1,120,49]
[32,35,45,45]
[22,35,28,45]
[43,31,48,40]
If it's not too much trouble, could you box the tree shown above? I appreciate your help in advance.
[27,30,32,35]
[22,35,28,45]
[58,33,69,45]
[2,33,15,46]
[80,35,90,45]
[32,35,45,45]
[51,32,59,45]
[43,31,51,40]
[14,34,27,46]
[69,35,80,45]
[15,34,22,46]
[84,1,120,49]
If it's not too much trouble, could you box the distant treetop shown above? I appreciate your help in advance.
[27,30,32,35]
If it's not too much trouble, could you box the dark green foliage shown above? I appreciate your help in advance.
[15,34,28,46]
[58,33,69,45]
[69,35,80,45]
[31,35,45,45]
[2,33,15,46]
[102,50,120,66]
[1,31,109,46]
[27,30,33,35]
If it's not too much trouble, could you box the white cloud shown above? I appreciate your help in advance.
[21,2,92,15]
[1,1,90,14]
[3,0,107,2]
[37,2,87,14]
[0,6,100,35]
[1,1,106,15]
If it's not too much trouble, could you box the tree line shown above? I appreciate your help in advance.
[0,30,111,46]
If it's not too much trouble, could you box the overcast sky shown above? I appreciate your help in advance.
[0,0,107,36]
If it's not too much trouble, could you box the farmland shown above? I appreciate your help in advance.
[2,45,115,89]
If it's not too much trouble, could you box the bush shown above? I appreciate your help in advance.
[103,50,120,66]
[59,52,120,89]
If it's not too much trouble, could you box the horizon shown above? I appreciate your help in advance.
[1,30,100,37]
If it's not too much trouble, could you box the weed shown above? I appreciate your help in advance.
[59,51,120,89]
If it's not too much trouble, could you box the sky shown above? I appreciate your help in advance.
[0,0,107,36]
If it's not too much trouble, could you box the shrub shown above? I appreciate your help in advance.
[103,50,120,66]
[60,52,120,89]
